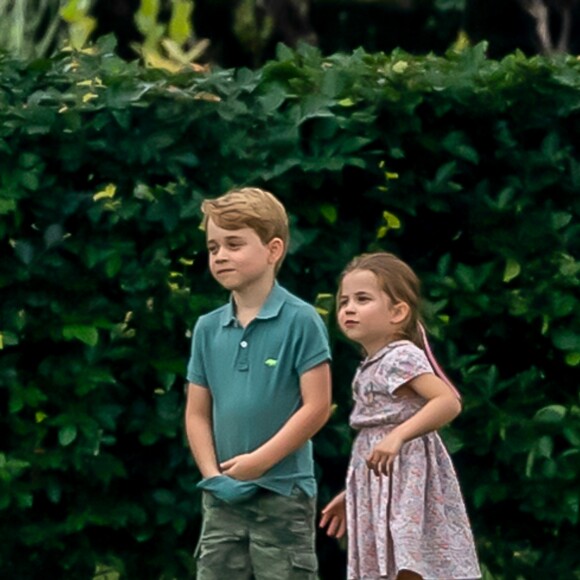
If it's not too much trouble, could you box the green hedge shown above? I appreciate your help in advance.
[1,37,579,578]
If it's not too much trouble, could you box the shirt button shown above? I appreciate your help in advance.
[240,340,248,348]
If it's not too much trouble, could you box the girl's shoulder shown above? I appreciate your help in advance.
[376,340,425,363]
[373,340,433,390]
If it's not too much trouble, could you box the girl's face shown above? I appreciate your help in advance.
[338,269,405,357]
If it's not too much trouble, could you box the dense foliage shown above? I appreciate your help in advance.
[1,38,579,578]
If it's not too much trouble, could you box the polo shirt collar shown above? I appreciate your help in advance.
[220,281,286,327]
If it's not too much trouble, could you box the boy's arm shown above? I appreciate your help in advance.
[184,383,221,478]
[220,361,332,481]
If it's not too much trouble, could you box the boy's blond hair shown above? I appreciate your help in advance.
[201,187,290,270]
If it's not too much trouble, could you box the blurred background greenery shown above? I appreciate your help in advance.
[2,0,580,67]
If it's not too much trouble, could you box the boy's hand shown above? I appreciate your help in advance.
[197,475,258,504]
[319,491,346,538]
[220,453,265,480]
[366,431,404,476]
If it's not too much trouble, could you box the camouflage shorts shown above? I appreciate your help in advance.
[194,488,318,580]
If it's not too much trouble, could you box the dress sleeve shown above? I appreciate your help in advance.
[376,342,433,395]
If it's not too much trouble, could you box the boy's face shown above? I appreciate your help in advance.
[206,218,282,292]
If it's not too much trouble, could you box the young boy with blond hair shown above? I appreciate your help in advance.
[185,187,332,579]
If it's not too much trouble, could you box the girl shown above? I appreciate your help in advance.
[320,253,481,580]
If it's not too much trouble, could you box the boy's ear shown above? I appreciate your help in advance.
[267,237,285,265]
[392,302,410,324]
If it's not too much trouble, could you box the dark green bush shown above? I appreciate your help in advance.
[1,38,579,578]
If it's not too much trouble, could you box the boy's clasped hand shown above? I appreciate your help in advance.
[197,475,259,504]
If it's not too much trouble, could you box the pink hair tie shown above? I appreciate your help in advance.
[418,323,462,401]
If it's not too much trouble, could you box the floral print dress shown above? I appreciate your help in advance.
[346,340,481,580]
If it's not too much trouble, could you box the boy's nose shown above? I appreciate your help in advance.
[214,248,228,261]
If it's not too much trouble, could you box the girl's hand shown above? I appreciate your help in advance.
[366,431,404,476]
[220,453,265,481]
[319,491,347,538]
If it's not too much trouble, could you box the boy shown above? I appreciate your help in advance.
[185,187,332,579]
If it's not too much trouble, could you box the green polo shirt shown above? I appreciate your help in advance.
[187,282,331,497]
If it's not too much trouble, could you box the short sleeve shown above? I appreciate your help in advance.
[186,318,209,387]
[376,342,433,395]
[293,307,332,377]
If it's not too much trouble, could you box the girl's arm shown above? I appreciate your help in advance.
[319,490,347,538]
[220,362,332,480]
[184,383,221,478]
[367,373,461,476]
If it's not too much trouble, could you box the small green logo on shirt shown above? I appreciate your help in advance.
[264,358,278,367]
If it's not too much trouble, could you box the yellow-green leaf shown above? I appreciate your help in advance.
[35,412,48,423]
[139,0,160,19]
[69,16,97,50]
[60,0,91,22]
[452,30,471,52]
[392,61,409,74]
[541,315,550,335]
[93,184,117,201]
[320,204,337,224]
[82,91,98,103]
[383,210,401,229]
[168,0,193,45]
[503,259,521,282]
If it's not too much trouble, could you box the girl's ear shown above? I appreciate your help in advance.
[392,301,411,324]
[267,237,285,265]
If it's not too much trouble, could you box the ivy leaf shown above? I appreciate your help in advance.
[62,325,99,346]
[534,405,567,423]
[503,259,521,282]
[44,224,65,248]
[13,241,34,265]
[320,203,337,224]
[552,329,580,351]
[0,199,16,214]
[58,425,77,447]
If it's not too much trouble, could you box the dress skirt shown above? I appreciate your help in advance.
[345,425,481,580]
